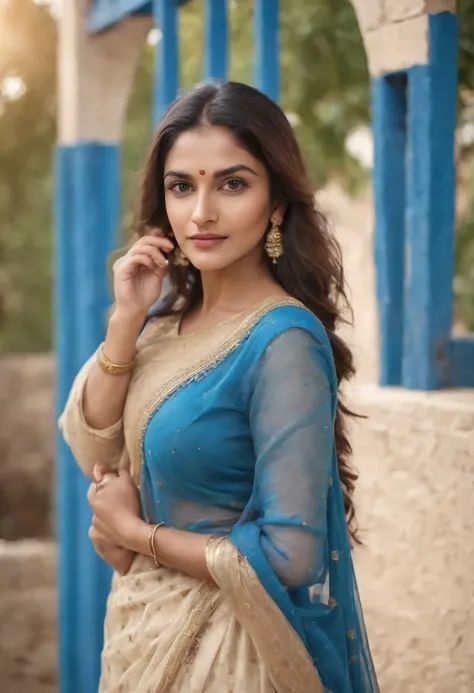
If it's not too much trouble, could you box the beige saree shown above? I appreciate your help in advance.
[59,299,324,693]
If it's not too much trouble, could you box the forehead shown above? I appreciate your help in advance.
[165,125,264,173]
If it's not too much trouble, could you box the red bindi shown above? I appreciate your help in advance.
[199,170,206,176]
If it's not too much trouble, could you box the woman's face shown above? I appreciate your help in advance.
[163,125,276,272]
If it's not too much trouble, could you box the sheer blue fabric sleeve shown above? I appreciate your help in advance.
[249,328,334,588]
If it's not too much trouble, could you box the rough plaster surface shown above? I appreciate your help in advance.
[319,185,378,384]
[0,540,57,692]
[352,385,474,693]
[0,355,55,540]
[351,0,456,76]
[58,1,152,143]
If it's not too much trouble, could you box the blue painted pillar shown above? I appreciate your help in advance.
[153,0,179,126]
[254,0,279,102]
[55,146,81,691]
[204,0,228,80]
[372,73,407,386]
[56,143,118,693]
[71,143,118,690]
[404,13,458,389]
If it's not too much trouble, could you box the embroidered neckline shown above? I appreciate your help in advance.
[131,297,306,484]
[174,296,295,340]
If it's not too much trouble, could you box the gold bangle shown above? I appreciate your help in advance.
[147,522,165,568]
[96,342,136,375]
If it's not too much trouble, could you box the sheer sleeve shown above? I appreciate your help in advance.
[58,352,125,478]
[249,328,334,588]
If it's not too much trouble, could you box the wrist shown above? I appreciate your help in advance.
[109,307,146,333]
[122,516,148,553]
[104,311,144,365]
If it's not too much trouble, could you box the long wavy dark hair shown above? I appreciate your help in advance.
[135,81,360,543]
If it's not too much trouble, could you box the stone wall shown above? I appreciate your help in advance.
[0,540,57,693]
[0,355,55,540]
[353,385,474,693]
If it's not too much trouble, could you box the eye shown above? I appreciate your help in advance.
[222,178,247,192]
[170,182,192,194]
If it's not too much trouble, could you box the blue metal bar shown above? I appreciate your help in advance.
[204,0,228,81]
[254,0,279,102]
[404,13,458,389]
[55,145,81,693]
[153,0,179,126]
[372,74,407,386]
[72,143,118,692]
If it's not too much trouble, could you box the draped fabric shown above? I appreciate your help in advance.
[59,298,379,693]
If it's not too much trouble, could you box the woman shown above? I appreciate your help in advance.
[59,81,379,693]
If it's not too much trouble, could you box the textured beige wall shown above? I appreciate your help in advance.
[350,0,456,76]
[0,540,57,693]
[352,385,474,693]
[318,185,379,384]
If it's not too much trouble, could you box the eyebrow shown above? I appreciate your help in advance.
[163,164,259,180]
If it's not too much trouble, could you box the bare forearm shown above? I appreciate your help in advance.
[124,518,214,583]
[82,310,144,430]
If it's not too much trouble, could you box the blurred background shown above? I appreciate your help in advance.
[0,1,473,692]
[2,0,474,357]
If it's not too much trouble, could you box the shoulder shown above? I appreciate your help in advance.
[237,298,336,384]
[244,298,331,351]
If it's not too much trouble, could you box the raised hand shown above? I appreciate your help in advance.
[112,232,174,323]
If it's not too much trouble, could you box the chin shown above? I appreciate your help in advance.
[189,253,237,272]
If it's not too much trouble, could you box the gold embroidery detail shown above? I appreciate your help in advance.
[132,298,305,483]
[206,536,324,693]
[347,629,356,640]
[331,551,340,561]
[328,597,337,609]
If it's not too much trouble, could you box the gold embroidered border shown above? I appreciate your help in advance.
[131,297,305,484]
[206,536,324,693]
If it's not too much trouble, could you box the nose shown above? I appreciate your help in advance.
[190,190,218,227]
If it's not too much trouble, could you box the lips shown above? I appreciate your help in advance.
[188,233,228,249]
[190,234,227,241]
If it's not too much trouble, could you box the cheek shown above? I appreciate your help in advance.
[230,193,270,240]
[165,196,187,237]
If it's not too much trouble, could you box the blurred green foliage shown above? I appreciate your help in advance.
[0,0,473,353]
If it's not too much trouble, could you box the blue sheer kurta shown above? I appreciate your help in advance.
[140,304,378,693]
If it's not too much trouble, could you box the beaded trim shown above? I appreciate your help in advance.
[132,298,305,484]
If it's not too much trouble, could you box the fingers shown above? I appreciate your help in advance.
[93,464,115,481]
[135,235,174,259]
[141,232,175,250]
[93,464,106,481]
[113,235,174,277]
[116,252,163,277]
[90,515,116,544]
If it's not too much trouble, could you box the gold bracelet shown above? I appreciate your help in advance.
[96,342,136,376]
[147,522,165,568]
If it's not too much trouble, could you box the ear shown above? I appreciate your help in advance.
[270,202,287,226]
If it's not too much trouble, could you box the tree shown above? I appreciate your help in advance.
[0,0,56,353]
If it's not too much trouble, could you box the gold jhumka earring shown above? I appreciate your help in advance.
[173,246,189,267]
[264,217,284,264]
